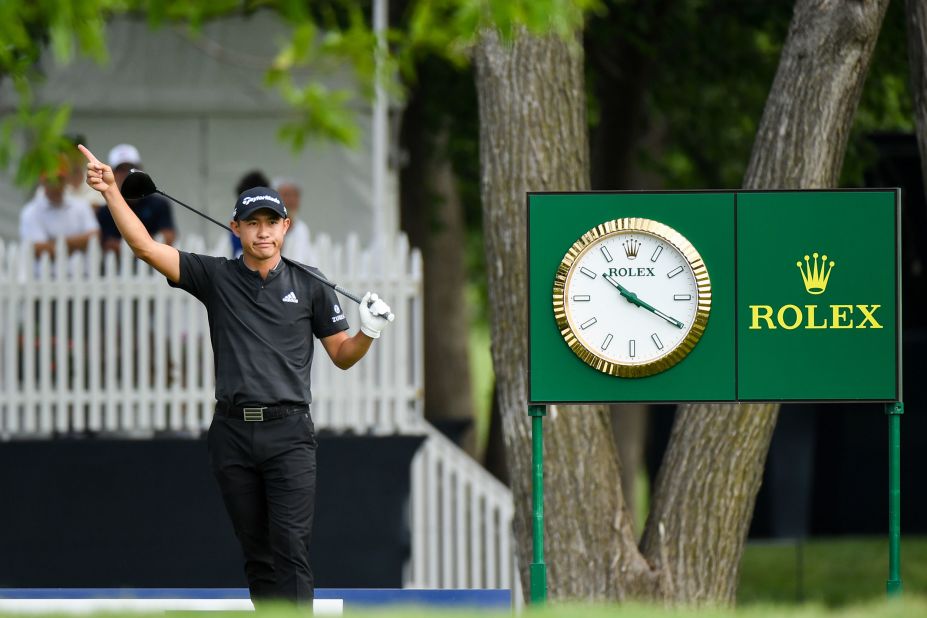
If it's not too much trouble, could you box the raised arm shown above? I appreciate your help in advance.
[79,144,180,282]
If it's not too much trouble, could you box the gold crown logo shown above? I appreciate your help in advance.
[623,239,640,260]
[796,252,835,295]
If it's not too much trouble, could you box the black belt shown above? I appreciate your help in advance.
[215,402,309,422]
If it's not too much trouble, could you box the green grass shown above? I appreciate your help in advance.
[2,539,926,618]
[6,598,924,618]
[338,600,927,617]
[738,536,927,606]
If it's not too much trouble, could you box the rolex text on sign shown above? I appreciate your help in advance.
[736,191,898,401]
[748,253,882,330]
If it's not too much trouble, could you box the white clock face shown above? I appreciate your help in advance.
[553,218,711,377]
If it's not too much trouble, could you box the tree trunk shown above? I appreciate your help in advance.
[424,130,476,454]
[610,404,648,532]
[475,0,887,605]
[641,0,889,604]
[587,3,674,527]
[744,0,890,189]
[474,29,658,599]
[906,0,927,205]
[399,81,476,455]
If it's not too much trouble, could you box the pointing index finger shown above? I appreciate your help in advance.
[77,144,101,165]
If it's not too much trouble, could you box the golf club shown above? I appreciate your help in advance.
[122,169,394,322]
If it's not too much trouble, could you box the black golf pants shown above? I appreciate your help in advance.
[207,410,317,605]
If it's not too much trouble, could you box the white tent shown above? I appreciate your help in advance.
[0,12,397,250]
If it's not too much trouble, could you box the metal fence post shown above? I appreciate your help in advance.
[528,404,547,604]
[886,401,903,597]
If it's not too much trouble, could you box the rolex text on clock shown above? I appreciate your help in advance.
[552,218,711,377]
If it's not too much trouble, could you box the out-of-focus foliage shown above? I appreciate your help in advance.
[584,0,911,191]
[842,0,913,186]
[404,56,486,319]
[1,0,913,191]
[604,0,792,189]
[406,0,603,64]
[265,1,387,148]
[0,0,606,187]
[0,0,390,177]
[0,0,115,185]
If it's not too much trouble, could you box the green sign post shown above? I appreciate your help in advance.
[527,190,902,603]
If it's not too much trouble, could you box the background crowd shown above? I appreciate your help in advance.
[18,136,314,273]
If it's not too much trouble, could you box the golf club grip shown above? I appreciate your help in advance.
[333,284,362,304]
[335,284,396,322]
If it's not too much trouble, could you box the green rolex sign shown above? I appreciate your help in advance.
[528,189,900,403]
[526,189,903,605]
[736,191,898,401]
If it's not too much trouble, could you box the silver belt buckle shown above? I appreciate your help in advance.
[243,407,266,422]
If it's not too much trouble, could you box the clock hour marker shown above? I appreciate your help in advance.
[572,295,591,302]
[651,333,664,350]
[580,267,597,279]
[674,294,692,301]
[580,317,598,330]
[629,339,636,358]
[667,266,684,278]
[600,246,613,263]
[650,245,663,262]
[602,334,613,351]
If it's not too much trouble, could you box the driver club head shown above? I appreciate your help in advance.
[121,169,157,200]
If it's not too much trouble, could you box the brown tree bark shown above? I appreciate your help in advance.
[641,0,890,604]
[745,0,890,189]
[475,0,888,605]
[424,131,477,454]
[906,0,927,204]
[610,404,648,532]
[399,82,476,455]
[474,29,657,600]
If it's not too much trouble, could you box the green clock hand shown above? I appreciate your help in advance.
[603,274,685,329]
[603,274,644,306]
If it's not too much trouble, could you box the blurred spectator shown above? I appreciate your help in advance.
[273,176,314,265]
[97,143,175,252]
[19,154,99,275]
[231,170,270,258]
[64,134,105,211]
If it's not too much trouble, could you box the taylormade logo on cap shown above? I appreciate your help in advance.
[242,195,281,206]
[233,186,288,220]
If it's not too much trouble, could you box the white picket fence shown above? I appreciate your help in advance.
[0,234,518,595]
[0,233,423,435]
[409,427,519,592]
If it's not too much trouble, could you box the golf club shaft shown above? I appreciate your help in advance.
[157,190,232,233]
[155,190,393,320]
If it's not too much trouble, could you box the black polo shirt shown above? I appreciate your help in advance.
[168,252,349,406]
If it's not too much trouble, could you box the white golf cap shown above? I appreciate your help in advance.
[108,143,142,168]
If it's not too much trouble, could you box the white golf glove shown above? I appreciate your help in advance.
[359,291,394,339]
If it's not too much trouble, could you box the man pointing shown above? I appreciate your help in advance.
[80,144,392,606]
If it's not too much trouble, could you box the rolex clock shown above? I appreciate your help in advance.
[552,217,711,377]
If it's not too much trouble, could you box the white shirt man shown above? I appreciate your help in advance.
[20,173,100,277]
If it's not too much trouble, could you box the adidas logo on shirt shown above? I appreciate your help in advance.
[282,291,299,304]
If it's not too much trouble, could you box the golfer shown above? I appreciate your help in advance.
[79,144,392,605]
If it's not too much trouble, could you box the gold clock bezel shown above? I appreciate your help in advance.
[552,217,712,378]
